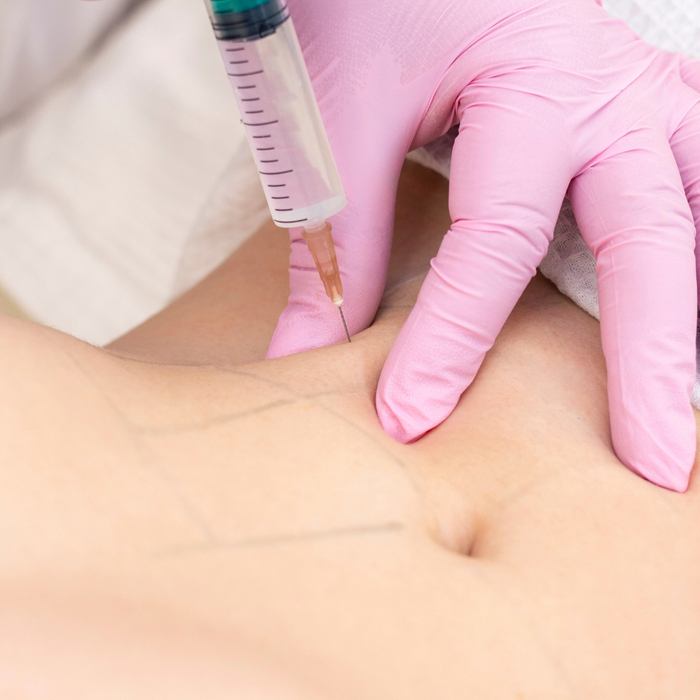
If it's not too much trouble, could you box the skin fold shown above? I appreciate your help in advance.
[1,162,699,698]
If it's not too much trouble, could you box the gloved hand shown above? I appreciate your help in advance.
[266,0,700,493]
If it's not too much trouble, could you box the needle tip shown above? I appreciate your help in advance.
[338,306,351,343]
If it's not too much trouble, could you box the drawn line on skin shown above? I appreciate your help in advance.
[58,335,427,543]
[152,522,404,558]
[76,359,303,434]
[57,345,218,543]
[98,354,302,401]
[137,399,297,435]
[315,398,429,509]
[220,367,428,506]
[469,563,584,699]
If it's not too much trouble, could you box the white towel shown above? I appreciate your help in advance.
[0,0,247,344]
[0,0,138,123]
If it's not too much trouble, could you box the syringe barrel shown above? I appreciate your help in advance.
[204,0,346,228]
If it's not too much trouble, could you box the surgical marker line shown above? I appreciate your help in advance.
[153,522,405,558]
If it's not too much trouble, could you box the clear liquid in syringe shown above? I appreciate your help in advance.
[218,17,345,229]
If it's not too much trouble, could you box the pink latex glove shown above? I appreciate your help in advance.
[267,0,700,492]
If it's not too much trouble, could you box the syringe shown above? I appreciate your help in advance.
[203,0,351,342]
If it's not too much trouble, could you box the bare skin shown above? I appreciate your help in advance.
[1,162,699,699]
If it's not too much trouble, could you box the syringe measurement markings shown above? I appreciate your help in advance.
[259,170,293,175]
[229,60,249,64]
[268,184,286,187]
[245,110,264,114]
[274,218,308,224]
[238,85,256,89]
[275,208,293,212]
[244,120,279,127]
[228,70,264,77]
[241,98,260,102]
[271,196,289,199]
[260,159,278,163]
[256,147,274,150]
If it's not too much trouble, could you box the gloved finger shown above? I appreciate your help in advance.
[376,86,573,443]
[670,102,700,304]
[266,66,424,359]
[265,129,403,359]
[569,126,697,492]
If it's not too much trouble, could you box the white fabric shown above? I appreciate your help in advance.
[0,0,138,123]
[0,0,247,344]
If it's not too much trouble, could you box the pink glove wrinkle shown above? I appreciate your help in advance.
[268,0,700,492]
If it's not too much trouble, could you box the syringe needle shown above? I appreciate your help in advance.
[338,306,351,343]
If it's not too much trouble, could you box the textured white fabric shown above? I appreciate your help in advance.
[605,0,700,55]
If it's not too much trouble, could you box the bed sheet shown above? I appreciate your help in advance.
[0,0,249,344]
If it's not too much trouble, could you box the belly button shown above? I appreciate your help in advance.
[421,484,477,556]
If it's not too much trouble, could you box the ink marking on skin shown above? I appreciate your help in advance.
[470,564,583,699]
[152,522,404,558]
[222,368,425,505]
[138,399,297,435]
[56,347,218,542]
[315,397,427,504]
